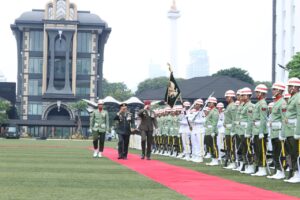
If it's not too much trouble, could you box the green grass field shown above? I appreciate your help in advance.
[0,139,186,200]
[0,138,299,200]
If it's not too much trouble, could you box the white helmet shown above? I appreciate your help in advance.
[216,102,224,108]
[225,90,236,97]
[284,93,291,99]
[240,87,252,95]
[183,101,191,107]
[268,102,274,108]
[236,89,242,95]
[97,99,104,105]
[255,84,268,93]
[207,97,217,104]
[272,82,285,91]
[194,98,203,105]
[287,77,300,87]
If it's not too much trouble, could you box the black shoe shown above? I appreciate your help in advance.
[118,156,123,159]
[123,156,127,160]
[146,157,151,160]
[141,154,145,159]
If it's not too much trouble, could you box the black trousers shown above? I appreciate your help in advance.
[93,132,106,152]
[271,138,286,171]
[141,130,153,158]
[118,134,130,158]
[285,137,299,171]
[206,135,218,158]
[253,135,267,167]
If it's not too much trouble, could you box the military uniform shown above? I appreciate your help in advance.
[90,105,109,157]
[251,98,268,175]
[240,100,254,174]
[223,101,237,168]
[205,106,219,165]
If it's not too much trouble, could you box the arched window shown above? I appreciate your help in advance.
[48,4,54,19]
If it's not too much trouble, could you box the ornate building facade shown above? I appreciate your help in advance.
[10,0,111,138]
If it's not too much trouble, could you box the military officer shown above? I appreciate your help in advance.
[239,87,255,174]
[90,99,110,158]
[267,82,287,180]
[216,102,225,163]
[223,90,237,169]
[138,100,158,160]
[191,99,205,163]
[284,77,300,183]
[205,97,220,166]
[251,84,269,176]
[179,101,192,160]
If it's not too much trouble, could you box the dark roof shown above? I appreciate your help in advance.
[15,9,108,26]
[136,76,272,101]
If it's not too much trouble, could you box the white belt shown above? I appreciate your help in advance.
[254,121,261,126]
[240,122,248,128]
[288,118,297,125]
[234,121,239,125]
[207,125,212,128]
[225,124,232,128]
[271,121,282,129]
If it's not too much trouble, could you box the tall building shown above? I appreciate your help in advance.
[186,49,209,79]
[167,0,180,76]
[10,0,111,138]
[273,0,300,82]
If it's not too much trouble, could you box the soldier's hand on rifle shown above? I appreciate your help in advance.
[259,133,264,139]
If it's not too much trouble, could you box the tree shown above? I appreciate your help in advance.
[212,67,254,84]
[70,100,88,138]
[254,81,272,88]
[136,76,185,95]
[0,100,11,134]
[286,52,300,78]
[102,79,133,101]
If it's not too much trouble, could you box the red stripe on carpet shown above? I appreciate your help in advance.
[97,148,299,200]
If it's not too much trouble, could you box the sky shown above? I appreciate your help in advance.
[0,0,272,92]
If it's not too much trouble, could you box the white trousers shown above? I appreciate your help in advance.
[191,130,205,157]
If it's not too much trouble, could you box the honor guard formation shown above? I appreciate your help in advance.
[150,77,300,184]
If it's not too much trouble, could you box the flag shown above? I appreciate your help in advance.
[164,72,181,108]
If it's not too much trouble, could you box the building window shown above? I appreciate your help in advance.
[77,32,92,53]
[77,58,91,74]
[29,31,43,51]
[28,80,42,96]
[29,58,43,74]
[76,86,90,96]
[80,110,90,116]
[28,102,42,115]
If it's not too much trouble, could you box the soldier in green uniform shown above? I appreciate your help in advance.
[267,82,287,180]
[239,87,255,174]
[223,90,237,169]
[251,84,268,176]
[90,99,110,158]
[284,77,300,183]
[205,97,220,166]
[233,89,244,171]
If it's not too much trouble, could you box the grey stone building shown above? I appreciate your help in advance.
[10,0,111,138]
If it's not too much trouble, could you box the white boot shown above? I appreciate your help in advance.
[93,150,98,158]
[244,165,255,174]
[251,167,267,176]
[184,154,191,161]
[285,171,300,183]
[232,162,242,171]
[224,162,236,170]
[206,158,219,166]
[98,152,102,158]
[267,170,285,179]
[204,153,212,159]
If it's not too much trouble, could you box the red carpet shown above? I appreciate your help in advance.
[98,148,299,200]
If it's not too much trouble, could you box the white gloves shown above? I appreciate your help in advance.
[245,133,251,138]
[259,133,264,139]
[211,133,216,137]
[88,128,92,133]
[230,132,235,136]
[279,135,285,141]
[294,134,300,140]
